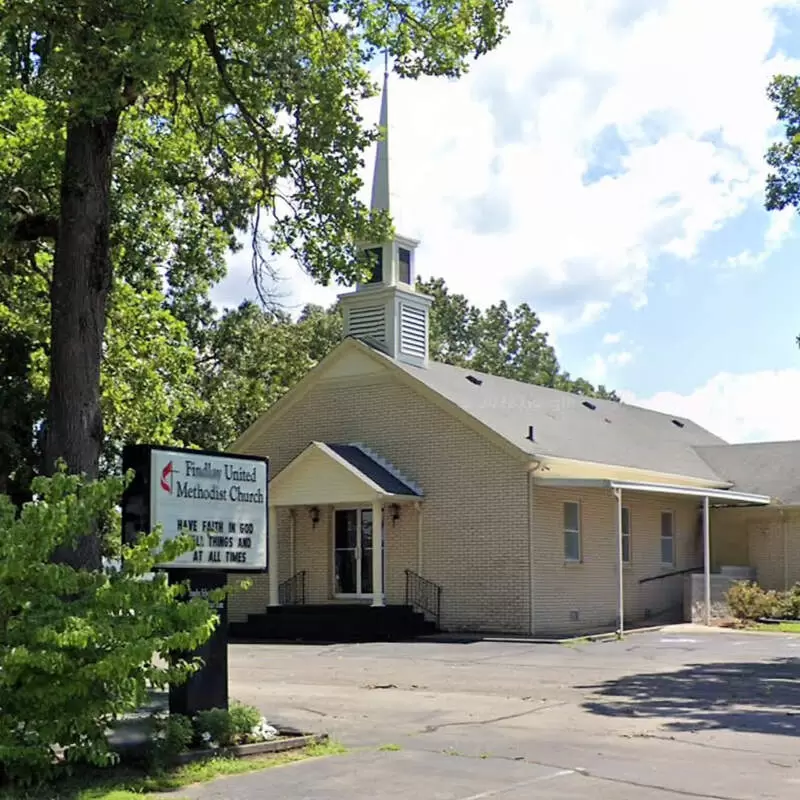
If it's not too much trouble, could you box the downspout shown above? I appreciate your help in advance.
[289,509,296,577]
[782,508,789,591]
[416,501,423,574]
[703,495,711,626]
[613,487,624,638]
[527,461,542,637]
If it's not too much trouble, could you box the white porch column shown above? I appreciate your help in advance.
[614,488,624,638]
[371,500,384,607]
[268,504,279,607]
[703,495,711,626]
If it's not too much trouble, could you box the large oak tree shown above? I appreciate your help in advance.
[1,0,510,566]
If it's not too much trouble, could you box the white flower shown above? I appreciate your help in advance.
[249,718,278,741]
[201,731,212,742]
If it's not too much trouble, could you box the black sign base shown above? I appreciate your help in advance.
[168,570,229,717]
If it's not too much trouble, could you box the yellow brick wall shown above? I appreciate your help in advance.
[708,507,750,569]
[708,506,800,592]
[230,372,530,633]
[532,485,701,635]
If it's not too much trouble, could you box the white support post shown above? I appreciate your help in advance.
[371,500,384,607]
[614,488,624,638]
[703,495,711,626]
[268,505,279,607]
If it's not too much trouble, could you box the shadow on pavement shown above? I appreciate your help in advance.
[580,658,800,737]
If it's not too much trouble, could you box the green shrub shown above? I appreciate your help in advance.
[0,469,229,786]
[772,583,800,620]
[148,713,194,768]
[725,581,780,621]
[194,702,278,748]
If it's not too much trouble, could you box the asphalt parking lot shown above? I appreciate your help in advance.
[187,627,800,799]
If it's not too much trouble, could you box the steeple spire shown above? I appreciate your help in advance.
[370,67,390,213]
[337,57,432,368]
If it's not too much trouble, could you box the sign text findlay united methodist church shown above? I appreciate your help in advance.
[151,450,268,571]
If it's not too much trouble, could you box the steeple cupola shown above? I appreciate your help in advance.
[338,70,432,368]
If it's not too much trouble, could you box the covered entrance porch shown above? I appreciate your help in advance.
[231,442,436,642]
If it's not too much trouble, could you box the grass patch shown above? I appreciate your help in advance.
[752,621,800,633]
[1,740,346,800]
[378,743,402,752]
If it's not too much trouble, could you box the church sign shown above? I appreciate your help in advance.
[122,444,269,572]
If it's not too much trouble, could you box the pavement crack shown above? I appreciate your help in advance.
[626,732,799,758]
[418,702,568,734]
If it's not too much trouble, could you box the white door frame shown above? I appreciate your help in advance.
[332,507,384,599]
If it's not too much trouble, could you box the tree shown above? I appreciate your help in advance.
[176,301,338,451]
[765,75,800,214]
[1,0,510,473]
[1,0,510,567]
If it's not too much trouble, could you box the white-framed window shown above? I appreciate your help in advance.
[621,506,631,563]
[564,501,581,562]
[660,510,675,566]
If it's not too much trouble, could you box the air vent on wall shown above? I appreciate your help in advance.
[466,375,483,386]
[582,400,596,411]
[671,419,685,429]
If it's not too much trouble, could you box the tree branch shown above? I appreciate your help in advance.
[200,22,268,140]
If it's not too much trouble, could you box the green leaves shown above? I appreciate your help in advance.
[0,470,227,785]
[766,74,800,212]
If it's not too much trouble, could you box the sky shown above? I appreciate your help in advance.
[214,0,800,445]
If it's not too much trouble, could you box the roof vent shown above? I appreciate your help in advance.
[466,375,483,386]
[526,425,535,442]
[582,400,596,411]
[671,419,685,429]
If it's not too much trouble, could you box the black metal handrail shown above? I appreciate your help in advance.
[639,565,702,584]
[278,570,307,605]
[405,569,442,628]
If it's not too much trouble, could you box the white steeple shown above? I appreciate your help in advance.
[370,71,390,213]
[338,65,432,368]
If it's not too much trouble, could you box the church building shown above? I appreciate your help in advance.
[227,72,800,641]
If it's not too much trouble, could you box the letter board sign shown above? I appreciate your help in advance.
[122,444,268,572]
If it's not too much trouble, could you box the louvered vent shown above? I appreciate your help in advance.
[399,302,426,359]
[348,305,386,342]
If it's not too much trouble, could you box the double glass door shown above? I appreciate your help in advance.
[334,509,383,597]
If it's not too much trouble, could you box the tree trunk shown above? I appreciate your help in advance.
[44,113,120,570]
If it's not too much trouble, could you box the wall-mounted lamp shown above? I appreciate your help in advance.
[389,503,400,523]
[309,506,320,528]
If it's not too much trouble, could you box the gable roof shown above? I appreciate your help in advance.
[269,440,422,506]
[695,442,800,505]
[233,337,737,485]
[382,354,728,482]
[325,443,421,497]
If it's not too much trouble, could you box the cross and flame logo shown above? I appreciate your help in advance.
[160,460,178,494]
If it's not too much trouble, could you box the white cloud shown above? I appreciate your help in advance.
[602,331,624,345]
[585,348,634,384]
[214,0,800,332]
[625,368,800,442]
[722,206,796,269]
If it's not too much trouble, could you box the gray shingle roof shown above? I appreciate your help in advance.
[387,357,728,481]
[326,443,421,497]
[695,442,800,505]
